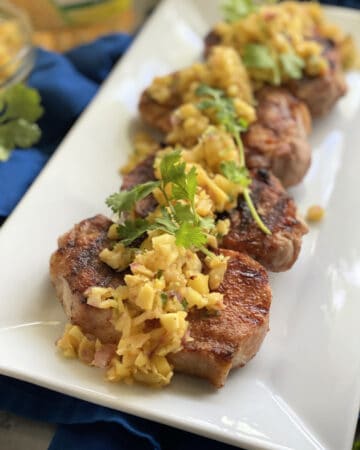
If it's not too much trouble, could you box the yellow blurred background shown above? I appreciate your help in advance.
[8,0,157,52]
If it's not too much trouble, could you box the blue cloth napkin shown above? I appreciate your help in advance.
[0,34,131,219]
[0,34,237,450]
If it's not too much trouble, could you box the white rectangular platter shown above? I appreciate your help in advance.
[0,1,360,449]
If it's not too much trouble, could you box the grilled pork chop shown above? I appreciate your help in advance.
[169,249,271,386]
[50,215,123,344]
[287,39,347,117]
[139,86,311,187]
[221,169,308,272]
[244,87,311,187]
[205,31,347,117]
[121,156,307,272]
[50,215,271,387]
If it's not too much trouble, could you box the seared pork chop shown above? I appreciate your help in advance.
[50,215,271,387]
[244,87,311,187]
[169,249,271,387]
[139,85,311,187]
[205,31,347,117]
[120,156,307,272]
[50,215,123,344]
[222,169,308,272]
[287,40,347,117]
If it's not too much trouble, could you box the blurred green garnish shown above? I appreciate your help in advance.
[0,83,44,161]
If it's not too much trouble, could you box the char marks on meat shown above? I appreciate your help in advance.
[50,216,271,387]
[222,169,308,272]
[120,155,307,271]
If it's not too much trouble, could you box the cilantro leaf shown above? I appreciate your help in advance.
[0,84,43,123]
[0,119,41,150]
[117,219,150,246]
[195,84,271,236]
[172,166,198,206]
[175,222,207,249]
[280,52,305,79]
[0,83,44,162]
[106,181,160,214]
[243,44,276,69]
[161,292,168,305]
[195,84,223,100]
[153,207,178,234]
[159,149,185,186]
[181,299,188,310]
[173,203,195,222]
[196,84,248,137]
[184,166,197,204]
[243,44,281,85]
[220,161,251,188]
[222,0,257,22]
[106,147,214,252]
[199,216,215,231]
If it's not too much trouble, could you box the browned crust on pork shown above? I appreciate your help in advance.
[243,87,312,187]
[170,249,271,387]
[205,31,347,117]
[139,91,174,134]
[287,40,347,117]
[221,169,308,272]
[50,217,271,387]
[139,82,312,187]
[50,215,123,343]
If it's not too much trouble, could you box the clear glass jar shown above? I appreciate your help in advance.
[0,2,34,90]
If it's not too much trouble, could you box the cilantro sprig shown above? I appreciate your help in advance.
[196,84,247,166]
[222,0,279,23]
[196,84,271,235]
[0,83,44,161]
[222,0,258,22]
[106,150,214,254]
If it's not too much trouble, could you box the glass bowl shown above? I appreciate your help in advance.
[0,1,34,90]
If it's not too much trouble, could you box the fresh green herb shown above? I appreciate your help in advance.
[106,181,160,213]
[181,299,189,310]
[196,84,247,165]
[242,43,281,85]
[279,52,305,79]
[106,150,215,253]
[222,0,257,22]
[195,84,271,235]
[155,269,164,279]
[0,83,44,161]
[222,0,279,23]
[220,161,251,188]
[160,292,168,305]
[117,218,150,246]
[175,221,207,249]
[243,43,276,69]
[199,216,215,231]
[353,440,360,450]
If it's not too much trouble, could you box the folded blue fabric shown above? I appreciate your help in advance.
[0,34,237,450]
[0,34,131,218]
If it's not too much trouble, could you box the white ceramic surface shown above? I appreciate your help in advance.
[0,2,359,449]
